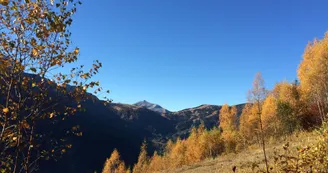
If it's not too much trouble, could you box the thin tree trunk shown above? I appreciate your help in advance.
[317,100,324,122]
[259,114,269,173]
[25,123,35,173]
[257,100,269,173]
[13,126,21,173]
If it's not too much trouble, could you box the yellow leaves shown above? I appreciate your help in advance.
[49,113,54,118]
[72,126,78,131]
[2,108,9,114]
[76,132,83,136]
[74,48,79,55]
[101,126,225,173]
[66,144,72,149]
[20,65,25,71]
[102,149,130,173]
[30,38,37,47]
[133,142,149,173]
[81,73,89,79]
[298,33,328,119]
[21,120,30,129]
[32,48,38,56]
[0,0,9,6]
[219,104,237,133]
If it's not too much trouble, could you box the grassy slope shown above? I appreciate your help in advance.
[165,132,318,173]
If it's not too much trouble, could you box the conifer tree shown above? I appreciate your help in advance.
[239,104,251,146]
[219,104,237,131]
[132,142,149,173]
[148,151,164,172]
[219,104,238,152]
[262,95,280,136]
[169,138,187,169]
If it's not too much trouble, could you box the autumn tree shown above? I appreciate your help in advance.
[147,151,164,173]
[168,138,187,169]
[0,1,109,172]
[132,142,149,173]
[272,81,307,133]
[261,95,280,136]
[219,104,237,132]
[248,72,269,173]
[298,33,328,121]
[205,127,224,157]
[239,104,252,146]
[105,125,225,173]
[185,127,201,163]
[239,105,262,146]
[219,104,238,152]
[102,149,129,173]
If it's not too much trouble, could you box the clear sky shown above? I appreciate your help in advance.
[69,0,328,111]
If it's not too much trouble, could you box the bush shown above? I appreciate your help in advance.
[273,122,328,172]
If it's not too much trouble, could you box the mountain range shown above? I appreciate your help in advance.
[0,74,245,173]
[39,97,245,173]
[45,98,245,173]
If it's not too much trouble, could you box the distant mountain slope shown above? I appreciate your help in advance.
[0,73,246,173]
[134,100,171,114]
[0,74,174,173]
[166,104,245,138]
[31,100,176,173]
[109,103,175,135]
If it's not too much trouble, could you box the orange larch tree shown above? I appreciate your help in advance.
[248,72,269,173]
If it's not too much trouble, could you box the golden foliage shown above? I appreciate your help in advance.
[298,33,328,121]
[262,95,280,136]
[132,142,149,173]
[274,123,328,172]
[239,104,261,144]
[102,149,130,173]
[219,104,238,132]
[147,151,164,172]
[219,104,238,152]
[105,126,225,173]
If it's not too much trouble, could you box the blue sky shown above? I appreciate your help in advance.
[69,0,328,111]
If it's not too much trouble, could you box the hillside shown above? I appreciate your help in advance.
[166,104,245,138]
[40,99,245,173]
[46,99,245,173]
[165,131,319,173]
[0,74,241,173]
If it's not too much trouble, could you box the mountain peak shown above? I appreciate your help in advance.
[134,100,170,114]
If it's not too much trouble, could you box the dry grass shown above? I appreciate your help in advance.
[164,131,318,173]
